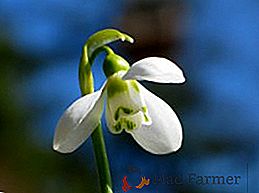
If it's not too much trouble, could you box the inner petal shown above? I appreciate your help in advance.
[105,74,151,134]
[114,111,144,133]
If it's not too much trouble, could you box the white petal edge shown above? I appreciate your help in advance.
[129,84,183,154]
[122,57,185,83]
[53,85,106,153]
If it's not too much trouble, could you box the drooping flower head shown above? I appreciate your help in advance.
[53,29,185,155]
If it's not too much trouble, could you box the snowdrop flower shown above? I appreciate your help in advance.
[53,55,185,154]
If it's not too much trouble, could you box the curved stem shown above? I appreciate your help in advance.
[89,46,114,64]
[79,46,94,94]
[79,46,112,193]
[77,29,134,193]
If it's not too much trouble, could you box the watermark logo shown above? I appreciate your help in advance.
[120,165,248,192]
[135,177,150,189]
[122,176,132,192]
[122,176,150,192]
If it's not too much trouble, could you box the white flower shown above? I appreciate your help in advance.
[53,57,185,154]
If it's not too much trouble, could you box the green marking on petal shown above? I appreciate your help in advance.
[143,114,150,122]
[130,80,140,93]
[107,76,128,98]
[141,106,150,122]
[114,107,134,121]
[113,117,137,132]
[114,121,122,132]
[114,109,119,121]
[107,74,140,98]
[141,106,147,113]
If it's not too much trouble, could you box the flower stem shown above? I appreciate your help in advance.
[91,124,112,193]
[79,46,112,193]
[80,91,112,193]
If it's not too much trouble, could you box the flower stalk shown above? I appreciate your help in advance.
[78,29,133,193]
[91,124,112,193]
[79,63,112,193]
[79,43,112,193]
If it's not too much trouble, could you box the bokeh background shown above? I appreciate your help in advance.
[0,0,258,193]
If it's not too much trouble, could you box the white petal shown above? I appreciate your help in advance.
[123,57,185,83]
[53,87,106,153]
[129,84,183,154]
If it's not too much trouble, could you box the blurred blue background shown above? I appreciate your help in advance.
[0,0,258,193]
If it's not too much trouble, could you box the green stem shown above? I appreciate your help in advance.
[89,46,114,64]
[79,45,112,193]
[80,90,112,193]
[91,124,112,193]
[77,28,134,193]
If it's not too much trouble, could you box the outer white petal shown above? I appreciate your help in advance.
[53,86,106,153]
[122,57,185,83]
[129,84,183,154]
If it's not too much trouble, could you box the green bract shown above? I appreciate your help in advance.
[86,29,134,57]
